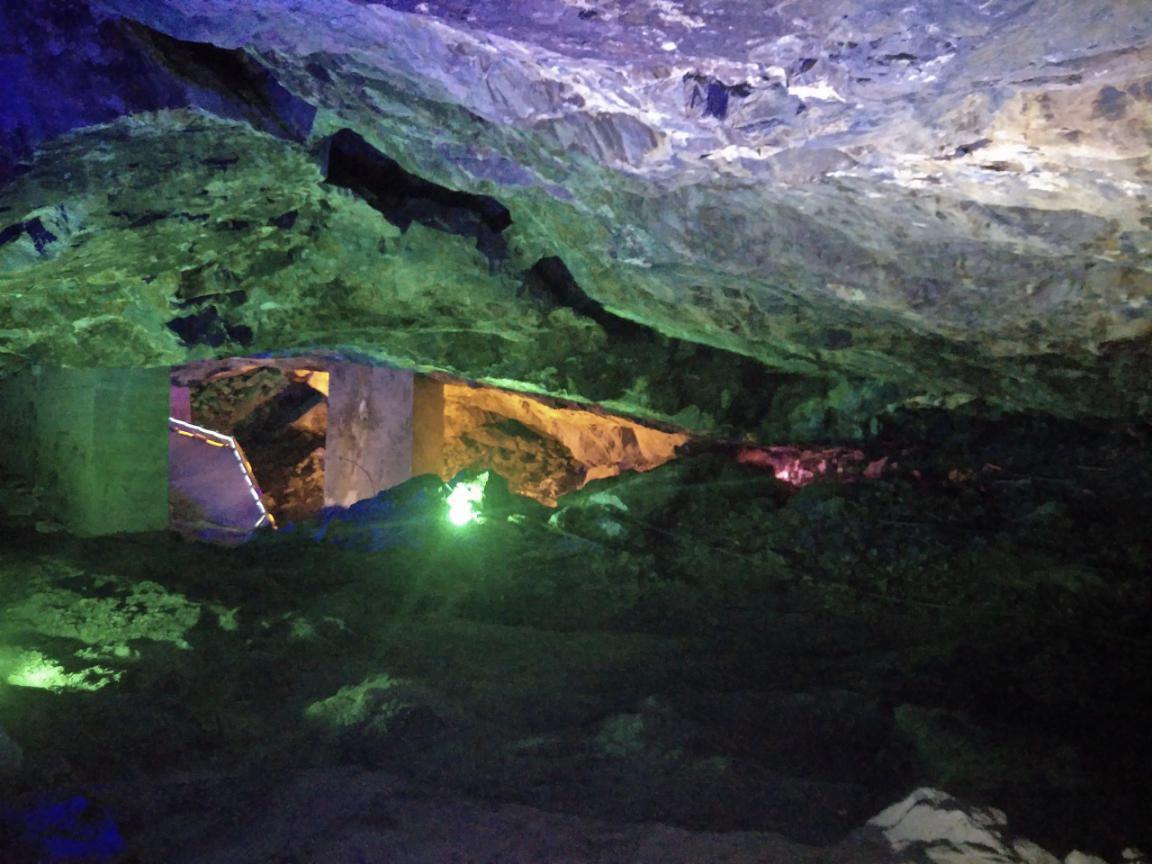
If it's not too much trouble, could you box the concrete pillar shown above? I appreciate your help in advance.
[323,363,415,508]
[0,366,168,535]
[412,376,446,478]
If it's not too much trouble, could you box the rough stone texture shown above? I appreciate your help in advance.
[0,366,168,535]
[442,381,686,503]
[68,0,1152,422]
[1,419,1150,856]
[0,0,314,184]
[0,112,852,440]
[7,576,201,650]
[868,788,1056,864]
[867,788,1147,864]
[189,365,328,523]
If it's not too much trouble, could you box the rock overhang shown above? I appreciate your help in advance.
[1,0,1151,429]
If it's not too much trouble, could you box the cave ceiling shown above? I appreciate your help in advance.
[2,0,1151,433]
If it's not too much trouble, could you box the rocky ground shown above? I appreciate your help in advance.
[0,413,1149,862]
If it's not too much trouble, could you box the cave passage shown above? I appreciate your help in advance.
[167,417,274,541]
[0,361,894,544]
[169,356,690,540]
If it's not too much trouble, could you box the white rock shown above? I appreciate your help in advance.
[866,788,1111,864]
[1014,839,1063,864]
[869,788,1010,855]
[1066,853,1110,864]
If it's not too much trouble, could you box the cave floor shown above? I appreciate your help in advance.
[0,442,1149,862]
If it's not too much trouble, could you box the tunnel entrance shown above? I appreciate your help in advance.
[168,417,275,541]
[170,360,330,532]
[168,357,689,538]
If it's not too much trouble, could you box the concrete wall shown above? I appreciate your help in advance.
[323,364,415,509]
[412,376,445,478]
[0,366,169,534]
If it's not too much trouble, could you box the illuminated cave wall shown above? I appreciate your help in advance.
[440,382,688,505]
[0,355,690,536]
[178,357,690,520]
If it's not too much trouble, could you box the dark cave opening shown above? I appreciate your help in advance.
[172,361,330,532]
[322,128,512,263]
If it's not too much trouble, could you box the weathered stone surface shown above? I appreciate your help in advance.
[64,0,1151,422]
[0,112,877,440]
[1,414,1150,854]
[868,788,1059,864]
[0,0,314,184]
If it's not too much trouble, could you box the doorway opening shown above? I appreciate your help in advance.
[168,357,688,539]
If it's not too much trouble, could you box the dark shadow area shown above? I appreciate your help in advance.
[123,21,317,143]
[0,0,186,186]
[1,412,1150,861]
[0,408,1150,860]
[0,0,315,188]
[322,128,512,264]
[520,255,648,337]
[166,305,255,349]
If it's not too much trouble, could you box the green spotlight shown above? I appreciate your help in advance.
[6,653,63,690]
[445,474,488,526]
[4,650,119,692]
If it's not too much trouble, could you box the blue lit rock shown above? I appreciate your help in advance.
[77,0,1152,419]
[3,0,1152,427]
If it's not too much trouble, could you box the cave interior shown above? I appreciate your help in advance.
[0,1,1151,862]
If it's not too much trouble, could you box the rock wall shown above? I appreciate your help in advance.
[0,112,869,441]
[442,382,687,503]
[2,0,1150,439]
[81,0,1152,419]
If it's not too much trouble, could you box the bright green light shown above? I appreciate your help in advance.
[7,655,64,690]
[4,650,119,692]
[446,478,486,526]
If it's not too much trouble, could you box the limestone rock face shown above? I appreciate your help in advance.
[0,0,314,184]
[0,112,863,440]
[868,788,1134,864]
[441,382,687,503]
[74,0,1152,420]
